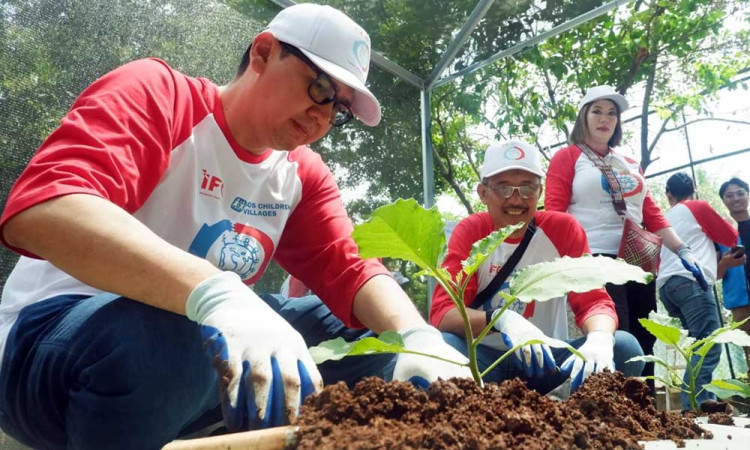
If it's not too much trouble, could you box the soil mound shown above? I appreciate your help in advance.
[297,371,709,449]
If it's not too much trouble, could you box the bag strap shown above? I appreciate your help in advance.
[470,219,537,309]
[578,144,627,216]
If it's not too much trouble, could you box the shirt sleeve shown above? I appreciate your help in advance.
[544,145,576,212]
[541,211,619,329]
[0,58,205,256]
[684,200,738,248]
[640,172,671,232]
[274,148,390,328]
[429,214,493,328]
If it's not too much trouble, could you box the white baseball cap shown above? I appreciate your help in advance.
[578,85,629,112]
[267,3,381,126]
[480,140,544,179]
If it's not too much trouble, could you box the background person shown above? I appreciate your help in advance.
[431,140,644,394]
[717,177,750,377]
[656,172,738,409]
[0,4,469,449]
[544,85,706,395]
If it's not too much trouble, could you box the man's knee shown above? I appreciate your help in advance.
[613,330,644,376]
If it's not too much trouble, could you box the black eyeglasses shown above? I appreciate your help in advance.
[280,42,354,127]
[484,183,540,199]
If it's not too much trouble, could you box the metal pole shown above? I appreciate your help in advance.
[713,285,737,379]
[433,0,636,89]
[421,88,436,314]
[682,112,698,187]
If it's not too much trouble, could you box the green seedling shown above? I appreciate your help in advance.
[310,199,652,386]
[628,311,750,412]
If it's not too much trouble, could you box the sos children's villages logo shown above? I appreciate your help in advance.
[231,197,291,217]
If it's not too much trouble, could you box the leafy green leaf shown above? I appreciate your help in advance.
[461,223,524,277]
[713,328,750,346]
[509,256,652,303]
[308,333,407,364]
[704,379,750,400]
[627,355,676,373]
[639,318,683,347]
[352,198,445,273]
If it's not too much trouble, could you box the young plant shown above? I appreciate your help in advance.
[629,311,750,412]
[310,199,652,386]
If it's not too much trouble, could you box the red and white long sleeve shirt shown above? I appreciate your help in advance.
[656,200,737,290]
[545,144,670,254]
[429,211,617,346]
[0,59,388,361]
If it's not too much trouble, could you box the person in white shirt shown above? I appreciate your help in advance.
[0,4,469,449]
[657,172,738,409]
[432,139,644,393]
[545,86,706,395]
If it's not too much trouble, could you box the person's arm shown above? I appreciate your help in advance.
[351,274,426,333]
[438,307,487,337]
[544,146,576,212]
[3,194,218,314]
[717,246,746,279]
[581,313,617,335]
[654,226,685,254]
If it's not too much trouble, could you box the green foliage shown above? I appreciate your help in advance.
[630,311,750,412]
[312,199,648,386]
[509,256,653,303]
[352,199,446,273]
[704,379,750,400]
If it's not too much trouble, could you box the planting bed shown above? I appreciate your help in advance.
[296,371,709,449]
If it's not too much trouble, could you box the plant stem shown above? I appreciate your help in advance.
[432,274,484,386]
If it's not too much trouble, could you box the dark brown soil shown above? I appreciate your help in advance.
[296,371,710,449]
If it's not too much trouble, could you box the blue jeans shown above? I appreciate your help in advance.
[659,275,722,408]
[0,293,391,450]
[442,330,644,393]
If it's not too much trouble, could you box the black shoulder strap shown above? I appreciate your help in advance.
[470,219,537,309]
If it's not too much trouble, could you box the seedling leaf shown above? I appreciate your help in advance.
[309,332,406,364]
[704,379,750,400]
[712,328,750,346]
[352,198,445,272]
[461,223,524,276]
[638,318,682,347]
[509,256,651,303]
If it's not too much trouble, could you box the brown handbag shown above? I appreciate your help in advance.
[618,217,663,275]
[579,144,663,275]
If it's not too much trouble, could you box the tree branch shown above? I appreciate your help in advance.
[664,117,750,132]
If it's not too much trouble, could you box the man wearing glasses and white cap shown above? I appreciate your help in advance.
[0,4,469,449]
[431,139,644,395]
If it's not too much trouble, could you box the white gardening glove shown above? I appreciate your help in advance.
[492,309,556,378]
[392,325,472,388]
[187,271,323,430]
[560,330,615,391]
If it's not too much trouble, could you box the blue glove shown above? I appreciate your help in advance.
[392,325,472,388]
[560,330,615,391]
[187,271,323,431]
[492,309,557,378]
[678,247,708,291]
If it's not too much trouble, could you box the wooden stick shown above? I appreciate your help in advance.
[162,426,299,450]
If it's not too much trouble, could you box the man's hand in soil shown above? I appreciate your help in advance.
[560,330,615,390]
[186,271,323,430]
[392,325,472,388]
[492,309,556,378]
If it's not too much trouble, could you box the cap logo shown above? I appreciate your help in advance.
[504,146,526,161]
[351,40,370,76]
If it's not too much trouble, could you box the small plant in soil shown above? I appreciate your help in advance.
[629,311,750,412]
[309,199,651,386]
